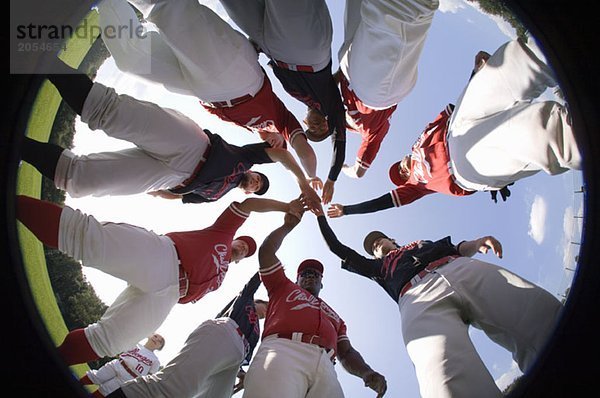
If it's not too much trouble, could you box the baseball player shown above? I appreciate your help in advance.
[242,211,388,398]
[313,206,563,397]
[21,58,321,207]
[15,194,303,366]
[104,273,267,398]
[79,333,164,397]
[96,0,320,185]
[337,0,439,179]
[217,0,347,204]
[328,35,581,218]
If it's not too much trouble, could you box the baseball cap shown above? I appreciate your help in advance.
[389,160,406,186]
[254,172,270,196]
[363,231,390,256]
[297,259,324,276]
[235,236,257,258]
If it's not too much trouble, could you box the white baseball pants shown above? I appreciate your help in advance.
[243,337,344,398]
[87,358,135,396]
[58,205,180,357]
[54,82,209,198]
[339,0,439,109]
[399,257,563,398]
[447,37,581,190]
[121,318,246,398]
[98,0,264,102]
[218,0,333,71]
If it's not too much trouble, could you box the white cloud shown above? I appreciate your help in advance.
[495,361,522,391]
[528,195,547,244]
[439,0,466,13]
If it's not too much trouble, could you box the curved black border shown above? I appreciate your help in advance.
[3,0,599,396]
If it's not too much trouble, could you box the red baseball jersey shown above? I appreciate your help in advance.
[340,73,397,170]
[166,202,249,304]
[202,75,305,145]
[259,261,349,356]
[389,104,474,207]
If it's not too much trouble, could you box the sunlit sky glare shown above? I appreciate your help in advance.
[64,0,583,396]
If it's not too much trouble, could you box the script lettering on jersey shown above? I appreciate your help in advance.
[211,243,230,288]
[210,163,247,199]
[382,240,424,278]
[246,116,278,133]
[286,289,340,323]
[289,89,322,112]
[120,347,154,368]
[410,124,438,184]
[246,304,260,335]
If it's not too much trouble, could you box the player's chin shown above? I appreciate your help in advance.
[301,280,317,291]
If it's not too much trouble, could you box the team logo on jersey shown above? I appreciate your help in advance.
[382,240,424,278]
[286,289,340,323]
[211,243,230,287]
[246,304,260,334]
[120,347,154,367]
[247,117,277,133]
[411,147,432,184]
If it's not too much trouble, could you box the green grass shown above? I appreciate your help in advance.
[16,10,103,382]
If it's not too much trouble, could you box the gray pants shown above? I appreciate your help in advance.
[122,318,246,398]
[447,37,581,190]
[218,0,333,71]
[399,256,563,398]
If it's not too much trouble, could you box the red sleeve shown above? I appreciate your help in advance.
[209,202,249,234]
[275,95,306,145]
[337,320,349,344]
[389,184,435,207]
[356,121,390,170]
[259,261,290,296]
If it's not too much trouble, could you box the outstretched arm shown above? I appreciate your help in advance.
[265,147,321,210]
[328,193,395,218]
[290,134,319,182]
[236,197,304,219]
[312,205,354,259]
[337,339,387,398]
[148,190,183,200]
[312,204,382,278]
[259,211,305,271]
[322,132,347,205]
[457,236,503,258]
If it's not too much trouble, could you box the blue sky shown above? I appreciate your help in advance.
[65,0,583,396]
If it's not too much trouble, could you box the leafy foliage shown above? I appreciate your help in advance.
[468,0,527,38]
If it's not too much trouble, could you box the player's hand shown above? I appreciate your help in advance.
[311,201,325,217]
[287,198,305,220]
[147,190,182,200]
[299,182,321,212]
[474,50,491,73]
[259,131,285,148]
[342,163,359,179]
[233,369,246,394]
[476,236,503,258]
[327,203,345,218]
[322,179,335,205]
[363,370,387,397]
[308,176,324,191]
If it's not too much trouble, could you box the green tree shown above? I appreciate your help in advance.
[468,0,527,38]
